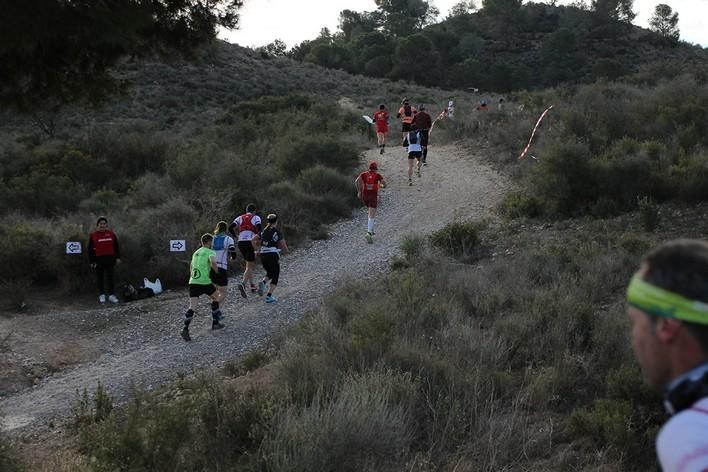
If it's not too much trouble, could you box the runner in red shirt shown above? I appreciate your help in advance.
[355,161,386,243]
[373,104,389,155]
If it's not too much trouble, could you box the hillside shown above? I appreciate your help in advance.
[291,2,708,92]
[1,41,467,138]
[0,41,477,301]
[1,14,708,469]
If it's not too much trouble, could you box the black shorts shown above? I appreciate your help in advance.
[261,252,280,285]
[408,151,422,160]
[238,240,256,262]
[402,122,412,132]
[210,268,229,287]
[189,283,216,298]
[419,129,429,147]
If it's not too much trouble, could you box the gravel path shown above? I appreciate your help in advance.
[0,143,508,437]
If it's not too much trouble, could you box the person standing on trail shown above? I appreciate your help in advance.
[181,233,224,341]
[625,239,708,471]
[252,213,289,303]
[373,104,389,154]
[355,161,386,243]
[229,203,262,298]
[412,105,432,165]
[211,221,237,302]
[406,125,423,186]
[88,216,121,305]
[397,98,417,146]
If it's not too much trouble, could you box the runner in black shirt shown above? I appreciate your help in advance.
[253,214,289,303]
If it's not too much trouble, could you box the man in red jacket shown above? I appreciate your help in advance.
[88,216,121,304]
[355,161,387,243]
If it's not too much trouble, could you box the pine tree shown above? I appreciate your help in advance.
[649,4,680,42]
[0,0,243,112]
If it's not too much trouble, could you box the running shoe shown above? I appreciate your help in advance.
[237,282,247,298]
[212,321,225,330]
[108,294,119,304]
[265,295,277,303]
[257,280,266,296]
[180,327,191,341]
[380,147,384,155]
[250,284,257,294]
[98,294,106,304]
[212,310,224,321]
[366,232,374,244]
[408,179,413,186]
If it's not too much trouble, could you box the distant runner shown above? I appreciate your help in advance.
[211,221,237,302]
[181,233,224,342]
[229,203,262,297]
[397,98,417,146]
[355,161,386,243]
[406,126,423,186]
[412,105,432,165]
[373,104,389,154]
[252,213,289,303]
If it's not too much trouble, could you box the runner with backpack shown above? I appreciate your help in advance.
[228,203,262,298]
[406,126,423,186]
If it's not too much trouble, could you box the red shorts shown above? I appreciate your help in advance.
[376,123,388,133]
[362,193,378,208]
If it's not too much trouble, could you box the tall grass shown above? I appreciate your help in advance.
[49,216,668,470]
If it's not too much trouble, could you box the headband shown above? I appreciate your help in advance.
[627,275,708,325]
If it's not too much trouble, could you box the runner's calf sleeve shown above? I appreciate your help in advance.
[184,309,194,327]
[368,218,375,233]
[211,301,219,311]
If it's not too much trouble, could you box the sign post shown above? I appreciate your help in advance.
[170,240,186,252]
[65,242,82,254]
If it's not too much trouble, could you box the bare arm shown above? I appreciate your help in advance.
[354,175,363,197]
[209,255,218,273]
[278,239,289,255]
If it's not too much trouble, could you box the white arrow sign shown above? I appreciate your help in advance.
[66,241,82,254]
[170,240,186,252]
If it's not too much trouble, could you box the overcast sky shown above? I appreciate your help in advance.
[221,0,706,48]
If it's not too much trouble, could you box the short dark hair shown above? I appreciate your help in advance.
[379,104,385,110]
[246,203,256,213]
[201,233,213,245]
[642,239,708,354]
[96,216,108,226]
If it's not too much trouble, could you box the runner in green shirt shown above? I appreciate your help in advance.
[181,233,224,341]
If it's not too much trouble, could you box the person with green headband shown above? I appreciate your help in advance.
[625,239,708,472]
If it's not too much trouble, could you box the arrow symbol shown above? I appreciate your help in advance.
[68,243,80,251]
[171,241,184,250]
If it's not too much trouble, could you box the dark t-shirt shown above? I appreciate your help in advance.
[260,227,283,253]
[412,111,432,130]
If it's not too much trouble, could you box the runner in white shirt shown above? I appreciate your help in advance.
[210,221,237,302]
[228,203,262,297]
[625,239,708,472]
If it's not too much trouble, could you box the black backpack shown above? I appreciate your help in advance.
[123,283,154,302]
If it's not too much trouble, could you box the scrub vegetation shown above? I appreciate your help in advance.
[3,2,708,470]
[44,209,708,470]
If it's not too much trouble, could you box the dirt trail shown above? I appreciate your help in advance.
[0,143,508,437]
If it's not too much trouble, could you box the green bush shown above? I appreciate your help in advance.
[274,136,359,177]
[499,190,541,218]
[429,220,483,260]
[637,196,660,231]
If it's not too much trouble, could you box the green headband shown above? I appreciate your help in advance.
[627,275,708,325]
